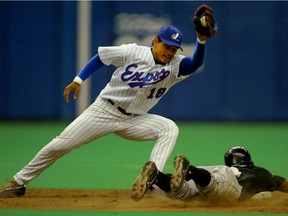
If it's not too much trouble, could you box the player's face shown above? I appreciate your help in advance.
[152,37,179,64]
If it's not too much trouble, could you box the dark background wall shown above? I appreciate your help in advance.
[0,1,287,121]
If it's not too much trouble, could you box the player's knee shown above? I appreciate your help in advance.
[172,122,179,137]
[40,144,67,157]
[40,137,74,157]
[164,120,179,139]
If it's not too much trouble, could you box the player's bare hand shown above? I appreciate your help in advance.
[63,82,80,103]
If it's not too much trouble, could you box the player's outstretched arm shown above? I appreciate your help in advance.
[178,4,217,76]
[63,54,104,104]
[63,82,80,103]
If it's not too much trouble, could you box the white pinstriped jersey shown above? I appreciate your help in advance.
[98,43,190,115]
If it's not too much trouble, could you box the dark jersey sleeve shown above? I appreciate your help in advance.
[178,41,205,76]
[236,165,285,200]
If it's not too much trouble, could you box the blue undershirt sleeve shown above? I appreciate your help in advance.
[76,54,104,81]
[178,41,206,76]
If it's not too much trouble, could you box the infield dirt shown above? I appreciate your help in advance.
[0,189,288,213]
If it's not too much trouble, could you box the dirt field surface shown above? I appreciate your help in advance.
[0,189,288,213]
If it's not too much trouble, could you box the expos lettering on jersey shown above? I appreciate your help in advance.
[121,64,170,88]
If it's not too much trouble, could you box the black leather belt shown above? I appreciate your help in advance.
[107,99,132,116]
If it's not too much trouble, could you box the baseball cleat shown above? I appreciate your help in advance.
[170,154,190,192]
[0,179,26,197]
[131,161,158,201]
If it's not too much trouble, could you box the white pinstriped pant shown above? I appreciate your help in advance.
[14,98,179,185]
[166,165,242,200]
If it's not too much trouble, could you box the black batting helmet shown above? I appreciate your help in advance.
[224,146,254,167]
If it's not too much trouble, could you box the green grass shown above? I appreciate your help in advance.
[0,121,287,189]
[0,121,287,216]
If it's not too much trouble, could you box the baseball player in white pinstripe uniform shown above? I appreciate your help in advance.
[0,25,211,197]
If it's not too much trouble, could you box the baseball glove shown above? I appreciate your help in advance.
[193,4,217,37]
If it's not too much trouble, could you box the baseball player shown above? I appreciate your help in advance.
[131,146,288,201]
[0,5,217,197]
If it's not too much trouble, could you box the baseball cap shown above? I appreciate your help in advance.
[157,26,183,51]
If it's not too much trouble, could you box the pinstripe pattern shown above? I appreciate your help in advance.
[115,113,179,171]
[14,43,194,185]
[14,98,178,184]
[98,43,189,114]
